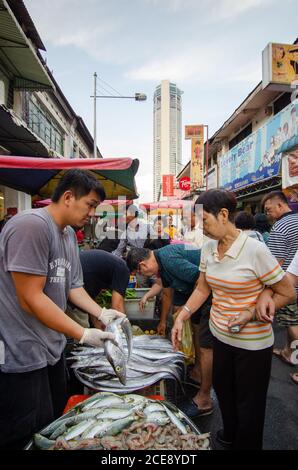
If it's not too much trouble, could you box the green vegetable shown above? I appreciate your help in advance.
[95,289,112,308]
[95,288,137,308]
[125,289,137,299]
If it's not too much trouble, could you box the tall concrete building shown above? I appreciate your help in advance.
[153,80,183,201]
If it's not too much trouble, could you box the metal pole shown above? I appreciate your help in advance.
[205,125,209,191]
[93,72,97,158]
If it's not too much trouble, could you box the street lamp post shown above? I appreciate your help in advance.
[91,73,147,158]
[93,72,97,159]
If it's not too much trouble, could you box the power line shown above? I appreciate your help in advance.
[96,83,115,96]
[98,77,123,97]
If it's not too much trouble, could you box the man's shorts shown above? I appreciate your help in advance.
[276,302,298,327]
[191,299,213,349]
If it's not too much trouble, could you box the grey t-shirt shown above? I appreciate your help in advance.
[0,208,83,373]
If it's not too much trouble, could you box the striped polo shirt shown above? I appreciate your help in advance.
[200,231,285,351]
[267,212,298,270]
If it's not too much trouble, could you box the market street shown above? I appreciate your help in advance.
[1,0,298,453]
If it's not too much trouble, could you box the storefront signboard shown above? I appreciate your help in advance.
[219,102,298,191]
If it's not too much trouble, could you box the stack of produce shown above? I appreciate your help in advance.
[96,289,136,309]
[32,392,210,450]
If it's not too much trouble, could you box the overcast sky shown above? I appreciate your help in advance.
[25,0,297,201]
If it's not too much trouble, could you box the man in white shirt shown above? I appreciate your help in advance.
[112,205,148,258]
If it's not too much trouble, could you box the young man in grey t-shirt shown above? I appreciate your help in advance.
[0,169,125,450]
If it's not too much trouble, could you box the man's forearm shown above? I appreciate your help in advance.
[111,293,125,313]
[160,288,173,324]
[272,293,296,310]
[68,287,102,319]
[146,283,163,300]
[21,292,84,340]
[259,286,296,311]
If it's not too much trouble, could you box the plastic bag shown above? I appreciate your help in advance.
[173,311,195,365]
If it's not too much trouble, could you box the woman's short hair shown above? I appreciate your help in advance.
[235,211,256,230]
[195,189,237,222]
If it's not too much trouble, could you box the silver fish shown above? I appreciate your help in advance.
[82,394,124,411]
[34,433,55,450]
[64,419,97,441]
[120,317,133,361]
[104,319,127,385]
[81,420,113,439]
[96,407,136,420]
[101,416,136,437]
[88,371,174,393]
[144,411,170,426]
[128,360,182,382]
[123,394,148,405]
[143,403,165,414]
[161,404,188,435]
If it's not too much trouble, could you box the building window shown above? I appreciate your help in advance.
[273,93,291,115]
[79,150,87,159]
[229,123,252,150]
[26,97,64,155]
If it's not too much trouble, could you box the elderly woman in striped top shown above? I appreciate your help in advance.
[172,189,296,450]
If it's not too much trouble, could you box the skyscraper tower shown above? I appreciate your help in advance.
[153,80,183,201]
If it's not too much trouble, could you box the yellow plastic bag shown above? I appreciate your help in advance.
[173,311,195,365]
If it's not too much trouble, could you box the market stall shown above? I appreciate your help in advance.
[0,155,139,200]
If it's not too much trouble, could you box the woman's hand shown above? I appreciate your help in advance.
[255,289,275,323]
[171,308,191,351]
[227,308,255,332]
[139,294,148,311]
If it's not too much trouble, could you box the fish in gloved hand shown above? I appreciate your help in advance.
[79,328,116,347]
[104,318,127,385]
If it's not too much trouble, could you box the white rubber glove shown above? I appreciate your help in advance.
[79,328,115,347]
[97,307,126,326]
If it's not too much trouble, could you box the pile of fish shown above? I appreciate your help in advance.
[32,392,210,450]
[69,319,185,393]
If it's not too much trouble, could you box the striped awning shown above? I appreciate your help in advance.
[0,155,140,199]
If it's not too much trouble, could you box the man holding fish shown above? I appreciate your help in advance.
[0,170,125,450]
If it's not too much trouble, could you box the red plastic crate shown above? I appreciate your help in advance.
[63,394,89,414]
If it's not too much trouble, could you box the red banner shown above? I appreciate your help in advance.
[162,174,174,197]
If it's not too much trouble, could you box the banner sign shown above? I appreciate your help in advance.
[191,137,204,189]
[162,174,174,197]
[263,42,298,88]
[185,125,203,140]
[185,125,205,190]
[282,149,298,188]
[219,102,298,191]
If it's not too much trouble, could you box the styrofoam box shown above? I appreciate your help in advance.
[124,297,156,319]
[129,288,151,299]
